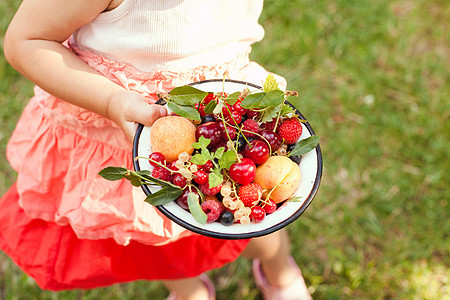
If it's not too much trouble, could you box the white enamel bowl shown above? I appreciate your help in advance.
[133,79,322,239]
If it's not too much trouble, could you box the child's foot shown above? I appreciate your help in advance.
[253,256,312,300]
[165,274,215,300]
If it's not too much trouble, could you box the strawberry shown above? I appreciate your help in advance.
[277,117,303,144]
[238,183,262,207]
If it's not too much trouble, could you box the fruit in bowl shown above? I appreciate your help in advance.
[99,76,320,227]
[150,116,196,162]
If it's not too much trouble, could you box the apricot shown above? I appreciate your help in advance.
[150,116,196,162]
[253,156,301,203]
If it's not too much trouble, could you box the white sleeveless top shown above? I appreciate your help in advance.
[73,0,265,72]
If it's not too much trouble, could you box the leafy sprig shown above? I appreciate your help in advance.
[98,167,183,205]
[190,136,237,188]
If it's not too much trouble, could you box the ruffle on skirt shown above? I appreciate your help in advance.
[6,38,287,246]
[0,184,249,290]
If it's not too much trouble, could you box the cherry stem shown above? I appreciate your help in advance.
[135,156,180,174]
[219,109,241,163]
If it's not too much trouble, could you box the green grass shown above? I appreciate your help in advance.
[1,0,449,299]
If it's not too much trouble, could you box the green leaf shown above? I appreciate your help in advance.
[225,92,241,105]
[280,104,296,116]
[187,192,207,225]
[287,196,303,202]
[192,135,211,149]
[240,92,267,109]
[288,136,320,157]
[213,147,225,160]
[190,153,208,165]
[213,102,224,115]
[263,74,279,92]
[124,173,142,186]
[144,186,183,206]
[203,100,217,114]
[98,167,128,181]
[260,90,285,107]
[260,104,282,123]
[167,102,201,121]
[219,150,238,170]
[169,86,208,106]
[208,171,223,188]
[137,170,178,188]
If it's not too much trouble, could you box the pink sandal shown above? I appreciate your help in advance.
[166,274,215,300]
[253,256,313,300]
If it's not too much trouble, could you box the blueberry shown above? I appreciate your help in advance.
[289,155,302,164]
[235,135,246,151]
[286,143,296,152]
[219,211,235,226]
[201,114,216,124]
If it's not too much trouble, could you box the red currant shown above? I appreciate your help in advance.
[232,100,248,116]
[172,173,187,188]
[193,170,208,184]
[263,199,277,214]
[250,206,266,223]
[203,93,216,105]
[225,110,242,126]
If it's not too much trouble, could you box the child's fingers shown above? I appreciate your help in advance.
[134,103,167,127]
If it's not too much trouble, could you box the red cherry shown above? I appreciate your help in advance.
[149,152,165,167]
[194,170,208,184]
[246,110,259,119]
[229,158,256,185]
[263,199,277,214]
[241,140,270,165]
[259,130,282,152]
[196,121,222,146]
[218,122,237,140]
[176,189,199,210]
[201,160,214,173]
[250,206,266,223]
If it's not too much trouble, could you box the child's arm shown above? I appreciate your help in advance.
[4,0,166,140]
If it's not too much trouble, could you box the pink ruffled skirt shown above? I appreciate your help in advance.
[0,40,286,290]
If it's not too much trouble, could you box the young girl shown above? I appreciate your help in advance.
[1,0,312,299]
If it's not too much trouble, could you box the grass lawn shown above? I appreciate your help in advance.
[1,0,449,299]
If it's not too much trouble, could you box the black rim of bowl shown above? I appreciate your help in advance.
[132,79,323,240]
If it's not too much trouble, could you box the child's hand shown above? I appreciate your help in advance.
[107,90,167,141]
